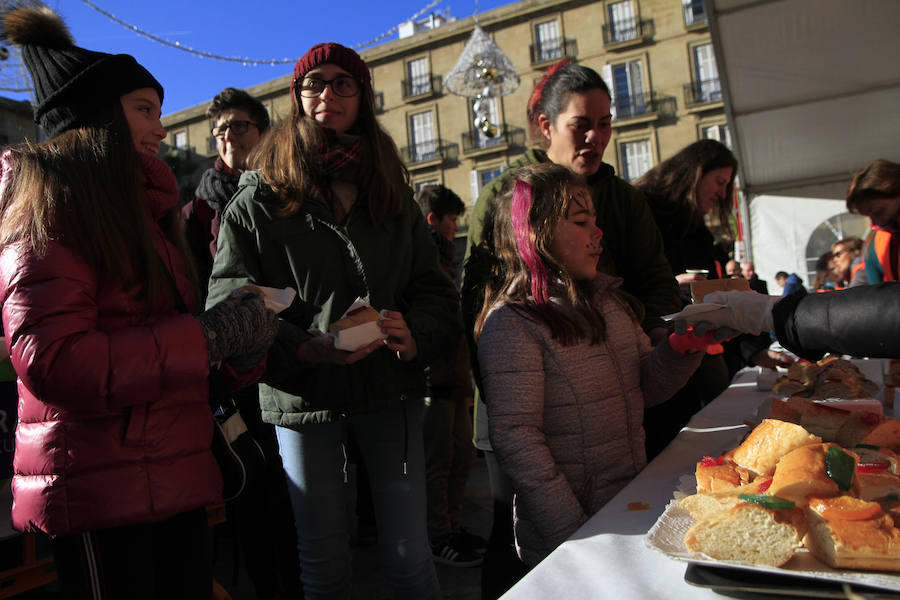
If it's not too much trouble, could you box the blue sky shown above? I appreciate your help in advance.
[5,0,513,115]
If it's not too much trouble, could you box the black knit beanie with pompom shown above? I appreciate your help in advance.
[1,6,163,138]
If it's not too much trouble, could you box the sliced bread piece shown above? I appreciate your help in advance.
[684,502,805,567]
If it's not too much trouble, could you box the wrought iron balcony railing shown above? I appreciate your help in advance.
[529,38,577,66]
[683,78,723,107]
[401,139,458,166]
[601,18,654,46]
[402,75,441,100]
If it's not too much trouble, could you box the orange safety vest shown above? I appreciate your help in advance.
[874,229,898,281]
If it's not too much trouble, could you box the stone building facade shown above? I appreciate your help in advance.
[162,0,728,232]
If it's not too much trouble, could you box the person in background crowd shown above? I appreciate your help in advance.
[812,252,837,292]
[725,259,741,278]
[415,184,485,567]
[206,42,459,598]
[741,261,768,294]
[846,159,900,284]
[633,139,736,459]
[183,88,302,600]
[0,7,278,599]
[719,260,792,378]
[184,87,270,297]
[830,236,865,289]
[775,271,808,296]
[461,60,679,600]
[475,163,707,571]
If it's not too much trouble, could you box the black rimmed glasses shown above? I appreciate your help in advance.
[296,75,360,98]
[211,120,259,139]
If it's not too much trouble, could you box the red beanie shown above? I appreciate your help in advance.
[292,43,372,94]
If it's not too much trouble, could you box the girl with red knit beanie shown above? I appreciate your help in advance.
[207,42,458,598]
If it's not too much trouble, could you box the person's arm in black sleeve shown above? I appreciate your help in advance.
[616,182,681,333]
[773,283,900,360]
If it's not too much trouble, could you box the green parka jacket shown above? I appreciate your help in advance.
[207,172,460,426]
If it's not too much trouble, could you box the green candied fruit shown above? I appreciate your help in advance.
[825,446,855,491]
[737,494,795,510]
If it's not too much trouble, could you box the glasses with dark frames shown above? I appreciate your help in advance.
[296,75,360,98]
[211,120,259,139]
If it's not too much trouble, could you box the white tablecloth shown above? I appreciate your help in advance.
[500,362,891,599]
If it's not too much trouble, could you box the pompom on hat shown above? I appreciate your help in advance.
[1,6,164,138]
[291,42,372,98]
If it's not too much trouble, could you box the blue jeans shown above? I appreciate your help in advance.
[276,400,440,600]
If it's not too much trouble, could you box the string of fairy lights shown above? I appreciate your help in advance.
[78,0,445,65]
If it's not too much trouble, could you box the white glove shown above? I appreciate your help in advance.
[671,291,780,336]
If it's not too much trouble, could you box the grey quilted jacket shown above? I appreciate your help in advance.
[478,274,701,565]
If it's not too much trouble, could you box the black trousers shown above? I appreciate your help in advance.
[49,507,212,600]
[643,353,730,460]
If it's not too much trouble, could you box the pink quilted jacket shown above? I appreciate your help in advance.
[0,155,221,537]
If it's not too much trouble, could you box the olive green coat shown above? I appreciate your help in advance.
[207,172,460,426]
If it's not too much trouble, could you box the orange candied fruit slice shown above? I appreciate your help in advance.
[809,496,883,521]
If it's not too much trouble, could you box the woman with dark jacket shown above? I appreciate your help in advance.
[633,140,739,458]
[206,43,458,598]
[462,60,679,599]
[0,7,277,598]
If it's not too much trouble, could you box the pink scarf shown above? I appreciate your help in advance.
[138,151,178,220]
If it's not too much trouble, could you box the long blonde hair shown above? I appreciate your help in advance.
[0,108,196,309]
[250,75,410,227]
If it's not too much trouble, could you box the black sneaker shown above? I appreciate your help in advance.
[454,527,487,553]
[432,537,483,567]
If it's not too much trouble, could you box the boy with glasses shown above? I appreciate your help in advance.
[185,87,270,290]
[185,88,303,600]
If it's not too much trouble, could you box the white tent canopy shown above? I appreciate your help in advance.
[707,0,900,285]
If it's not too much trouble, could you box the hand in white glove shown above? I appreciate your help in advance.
[671,291,781,336]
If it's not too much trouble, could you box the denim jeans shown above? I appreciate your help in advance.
[276,399,440,600]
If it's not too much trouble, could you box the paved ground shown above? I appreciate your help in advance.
[213,454,491,600]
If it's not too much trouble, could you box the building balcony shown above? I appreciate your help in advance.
[529,39,577,67]
[402,75,442,101]
[683,79,724,109]
[602,19,654,48]
[401,139,458,168]
[612,91,661,122]
[461,125,525,156]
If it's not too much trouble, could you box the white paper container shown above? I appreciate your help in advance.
[333,321,387,352]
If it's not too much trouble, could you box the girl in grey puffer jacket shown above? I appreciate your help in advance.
[475,164,713,567]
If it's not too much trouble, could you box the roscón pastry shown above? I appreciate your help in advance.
[767,443,856,505]
[728,419,821,478]
[329,305,382,332]
[679,417,900,571]
[805,496,900,571]
[684,501,806,567]
[772,357,880,399]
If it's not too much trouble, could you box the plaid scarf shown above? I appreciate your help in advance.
[318,128,364,225]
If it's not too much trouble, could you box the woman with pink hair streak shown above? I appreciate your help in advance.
[473,162,712,572]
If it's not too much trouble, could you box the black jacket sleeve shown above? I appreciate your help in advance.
[773,283,900,360]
